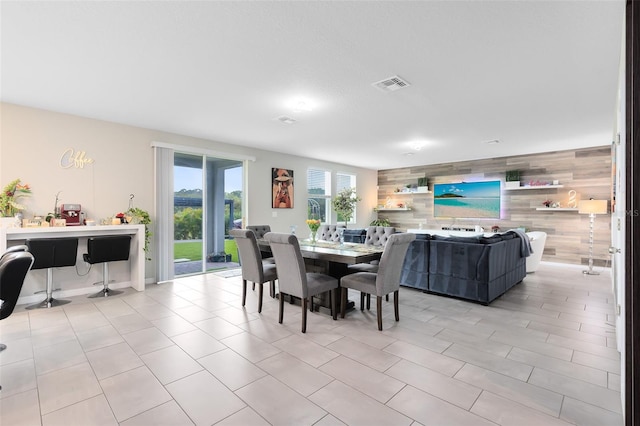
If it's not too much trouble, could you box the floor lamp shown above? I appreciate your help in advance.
[578,199,608,275]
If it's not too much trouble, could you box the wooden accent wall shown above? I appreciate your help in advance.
[377,146,612,266]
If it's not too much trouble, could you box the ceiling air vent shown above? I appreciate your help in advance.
[372,75,410,93]
[276,116,297,125]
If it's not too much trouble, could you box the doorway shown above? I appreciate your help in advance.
[173,152,243,276]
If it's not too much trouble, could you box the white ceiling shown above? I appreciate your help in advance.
[0,1,625,170]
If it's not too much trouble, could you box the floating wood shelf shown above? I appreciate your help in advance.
[505,185,564,191]
[535,207,578,211]
[392,191,431,195]
[374,207,412,211]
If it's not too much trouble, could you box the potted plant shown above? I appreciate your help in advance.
[1,178,31,228]
[370,218,391,227]
[417,177,429,192]
[126,206,152,260]
[332,187,361,228]
[505,170,521,189]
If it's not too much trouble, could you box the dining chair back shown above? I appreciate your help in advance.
[364,226,396,247]
[340,232,415,330]
[230,229,277,313]
[246,225,275,263]
[246,225,271,240]
[265,232,339,333]
[375,233,415,295]
[347,226,395,274]
[318,225,343,242]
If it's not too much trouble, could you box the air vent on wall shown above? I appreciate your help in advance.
[276,116,297,125]
[372,75,411,92]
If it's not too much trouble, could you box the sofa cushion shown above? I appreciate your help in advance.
[479,235,504,244]
[431,235,482,244]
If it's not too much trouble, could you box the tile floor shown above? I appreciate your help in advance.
[0,262,623,425]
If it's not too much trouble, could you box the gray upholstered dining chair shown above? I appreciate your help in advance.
[246,225,275,264]
[230,229,278,313]
[317,224,343,242]
[348,226,396,273]
[246,225,271,240]
[348,226,396,307]
[339,232,415,330]
[264,232,339,333]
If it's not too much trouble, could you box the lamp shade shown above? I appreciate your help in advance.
[578,199,608,214]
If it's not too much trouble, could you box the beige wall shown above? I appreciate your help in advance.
[1,103,378,283]
[377,146,612,266]
[2,102,612,274]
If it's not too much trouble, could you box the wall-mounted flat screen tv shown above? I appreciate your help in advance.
[433,181,501,218]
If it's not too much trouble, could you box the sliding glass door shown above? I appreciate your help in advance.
[173,152,243,276]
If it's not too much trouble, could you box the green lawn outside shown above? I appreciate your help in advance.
[174,239,238,262]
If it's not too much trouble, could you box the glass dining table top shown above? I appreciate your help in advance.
[257,238,384,265]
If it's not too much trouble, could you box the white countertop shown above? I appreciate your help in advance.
[3,224,143,239]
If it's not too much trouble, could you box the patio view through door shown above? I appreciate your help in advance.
[173,152,243,276]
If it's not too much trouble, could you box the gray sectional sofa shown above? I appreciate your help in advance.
[400,232,527,304]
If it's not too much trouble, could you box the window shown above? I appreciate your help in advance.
[307,169,331,222]
[336,173,357,224]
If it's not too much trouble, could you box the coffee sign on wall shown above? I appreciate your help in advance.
[60,148,94,169]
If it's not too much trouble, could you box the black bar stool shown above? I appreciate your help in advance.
[25,238,78,309]
[83,235,131,298]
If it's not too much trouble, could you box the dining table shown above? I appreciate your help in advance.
[257,237,384,277]
[257,237,385,312]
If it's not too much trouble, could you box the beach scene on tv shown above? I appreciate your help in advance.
[433,181,501,218]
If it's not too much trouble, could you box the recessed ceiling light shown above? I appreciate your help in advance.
[402,152,415,156]
[294,101,312,112]
[287,97,315,112]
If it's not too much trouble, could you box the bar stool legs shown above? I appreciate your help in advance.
[25,238,77,310]
[88,262,123,298]
[26,267,71,309]
[84,235,131,298]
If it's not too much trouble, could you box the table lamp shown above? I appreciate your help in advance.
[578,199,608,275]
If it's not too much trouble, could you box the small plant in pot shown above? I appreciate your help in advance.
[505,170,521,189]
[417,177,429,192]
[370,218,391,227]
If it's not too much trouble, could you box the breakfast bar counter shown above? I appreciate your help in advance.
[1,224,145,304]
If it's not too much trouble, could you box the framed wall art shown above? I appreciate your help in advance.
[272,168,293,208]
